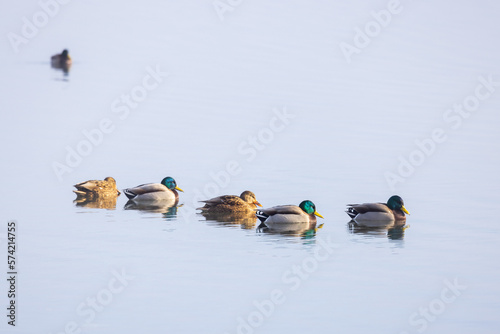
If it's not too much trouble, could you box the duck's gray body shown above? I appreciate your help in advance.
[346,202,406,225]
[123,183,179,204]
[257,205,318,226]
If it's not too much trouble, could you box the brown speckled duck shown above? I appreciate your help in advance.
[73,177,120,198]
[199,191,262,214]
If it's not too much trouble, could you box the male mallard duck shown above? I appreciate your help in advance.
[199,191,262,214]
[123,176,183,203]
[51,49,72,67]
[257,200,324,226]
[346,195,409,224]
[73,177,120,198]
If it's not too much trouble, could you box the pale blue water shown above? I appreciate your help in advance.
[1,1,500,334]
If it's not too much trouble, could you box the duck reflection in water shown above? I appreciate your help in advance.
[74,194,119,209]
[124,200,180,218]
[257,221,324,239]
[347,220,408,240]
[200,211,258,229]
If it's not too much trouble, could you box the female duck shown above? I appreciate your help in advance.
[73,177,120,198]
[346,195,409,224]
[123,177,183,203]
[257,200,323,226]
[199,191,262,214]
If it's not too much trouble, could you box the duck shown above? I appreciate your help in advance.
[73,177,120,198]
[51,49,72,68]
[256,200,324,226]
[123,176,183,203]
[346,195,409,224]
[199,191,262,214]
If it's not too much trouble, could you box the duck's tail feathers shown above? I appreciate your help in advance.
[346,207,358,219]
[73,190,87,197]
[256,210,269,223]
[123,189,137,200]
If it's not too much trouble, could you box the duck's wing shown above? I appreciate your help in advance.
[124,183,165,195]
[257,205,303,217]
[201,195,246,206]
[74,180,101,192]
[257,205,311,224]
[262,205,303,215]
[347,202,389,214]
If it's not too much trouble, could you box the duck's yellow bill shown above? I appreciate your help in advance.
[254,201,262,207]
[401,205,410,215]
[314,211,324,219]
[175,186,184,192]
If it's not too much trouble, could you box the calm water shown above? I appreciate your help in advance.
[2,1,500,333]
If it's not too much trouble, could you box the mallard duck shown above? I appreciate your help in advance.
[199,191,262,214]
[256,200,324,227]
[51,49,72,67]
[346,195,409,224]
[73,177,120,198]
[123,176,183,203]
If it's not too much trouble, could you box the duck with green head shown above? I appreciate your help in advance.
[199,190,262,214]
[257,200,324,227]
[346,195,410,224]
[123,177,183,204]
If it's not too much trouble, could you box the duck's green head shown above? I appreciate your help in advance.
[387,195,410,215]
[161,177,184,192]
[61,49,70,59]
[299,200,324,219]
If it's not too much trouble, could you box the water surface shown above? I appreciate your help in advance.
[1,1,500,333]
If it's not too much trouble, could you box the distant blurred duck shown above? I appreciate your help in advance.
[73,177,120,198]
[51,49,72,68]
[257,200,323,226]
[199,191,262,214]
[346,195,409,223]
[123,177,183,203]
